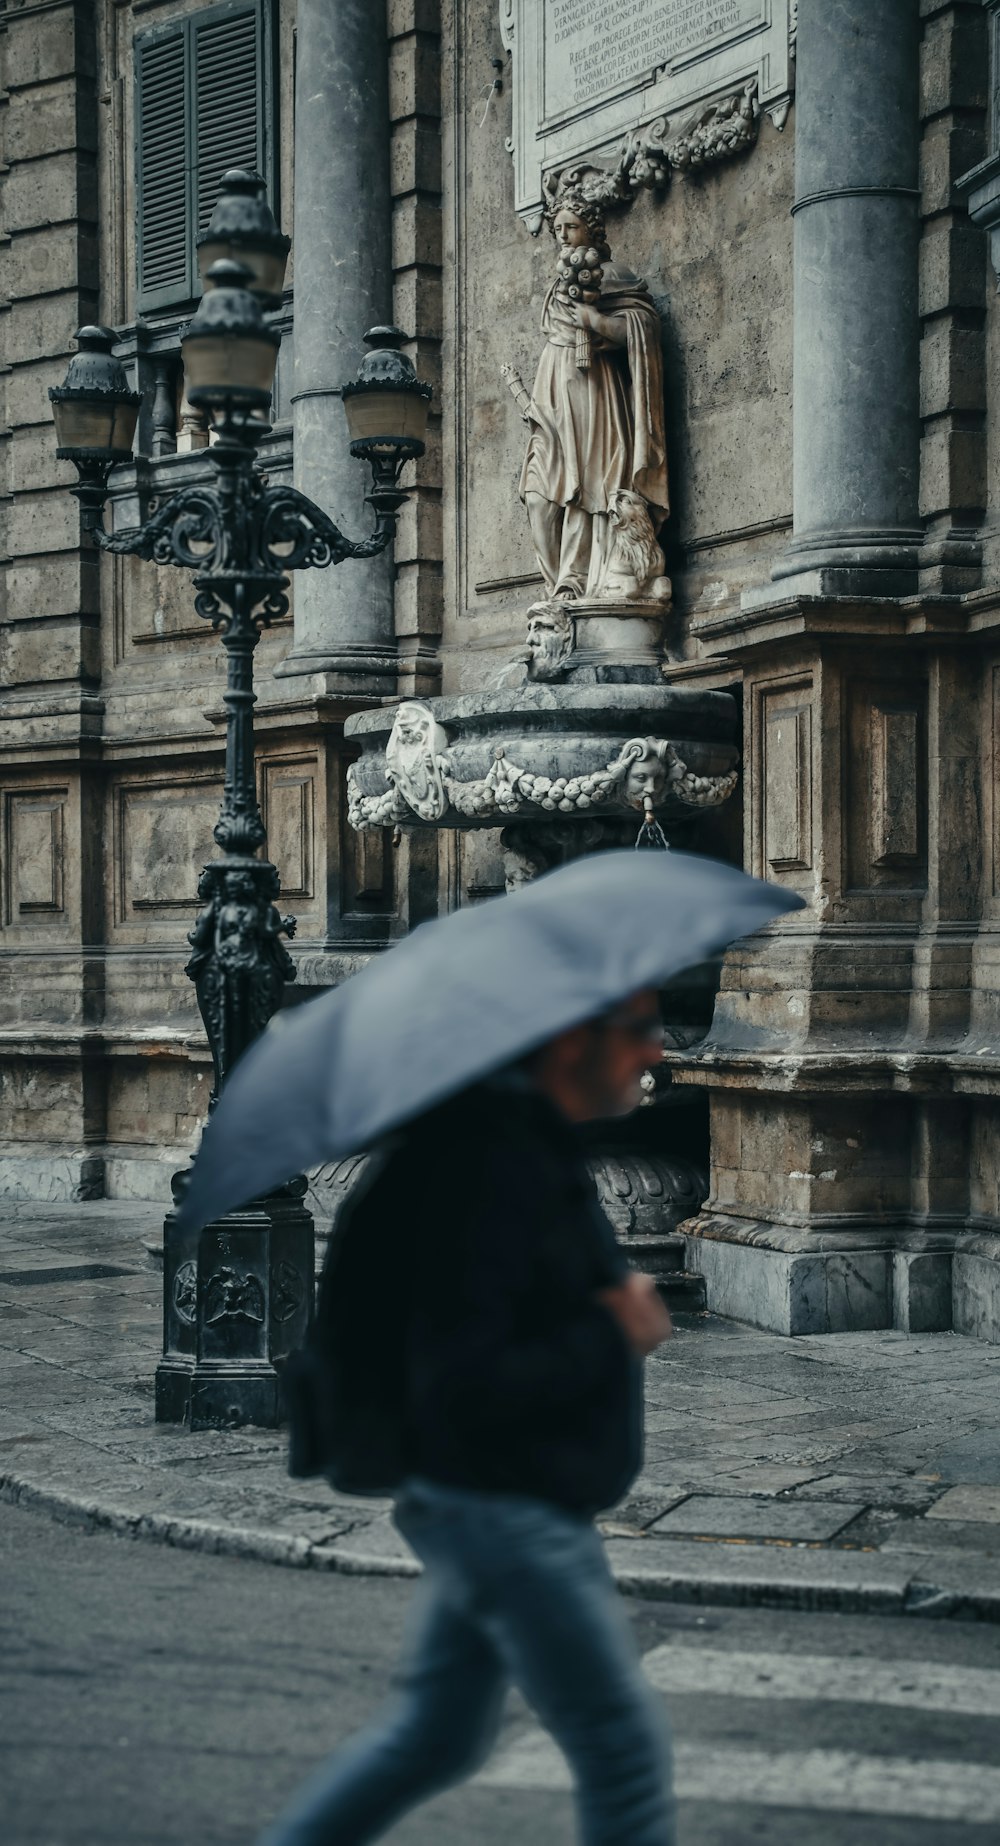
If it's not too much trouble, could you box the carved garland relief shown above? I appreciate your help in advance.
[347,701,737,831]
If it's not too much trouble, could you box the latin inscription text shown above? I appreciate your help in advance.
[545,0,763,115]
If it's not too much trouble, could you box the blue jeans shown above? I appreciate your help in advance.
[259,1478,675,1845]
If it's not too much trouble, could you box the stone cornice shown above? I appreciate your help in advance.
[0,1026,207,1059]
[670,1046,1000,1097]
[692,589,1000,658]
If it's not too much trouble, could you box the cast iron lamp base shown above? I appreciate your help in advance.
[157,1195,314,1431]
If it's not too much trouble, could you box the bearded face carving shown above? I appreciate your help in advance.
[384,700,451,820]
[524,600,575,681]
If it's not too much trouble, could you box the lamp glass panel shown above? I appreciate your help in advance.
[110,400,140,454]
[53,398,118,452]
[182,333,278,397]
[343,387,429,444]
[198,243,287,302]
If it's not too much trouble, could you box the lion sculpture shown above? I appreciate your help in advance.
[596,488,672,603]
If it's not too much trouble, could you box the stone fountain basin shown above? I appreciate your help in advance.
[344,683,739,829]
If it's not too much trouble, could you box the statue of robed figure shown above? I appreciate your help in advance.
[512,178,669,602]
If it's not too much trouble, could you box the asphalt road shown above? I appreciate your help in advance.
[3,1499,999,1846]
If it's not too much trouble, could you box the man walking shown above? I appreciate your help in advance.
[261,986,675,1845]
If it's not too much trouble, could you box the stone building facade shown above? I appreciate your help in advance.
[3,0,1000,1340]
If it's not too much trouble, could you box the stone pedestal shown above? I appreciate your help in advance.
[679,591,1000,1340]
[156,1197,314,1429]
[562,599,671,682]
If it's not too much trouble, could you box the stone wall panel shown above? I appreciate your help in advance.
[259,756,316,907]
[3,555,99,625]
[391,116,441,196]
[4,78,94,162]
[3,149,97,234]
[6,355,77,430]
[388,30,440,121]
[3,4,95,91]
[0,616,100,689]
[8,426,78,496]
[6,224,99,301]
[2,787,67,925]
[111,776,221,932]
[845,678,928,894]
[6,295,97,371]
[761,687,813,877]
[0,1058,93,1143]
[106,1057,207,1153]
[7,487,80,558]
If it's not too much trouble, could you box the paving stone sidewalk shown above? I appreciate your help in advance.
[2,1201,999,1620]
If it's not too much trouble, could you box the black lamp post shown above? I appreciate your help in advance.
[50,182,430,1429]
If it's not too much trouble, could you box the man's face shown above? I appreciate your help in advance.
[525,603,572,679]
[577,989,663,1119]
[553,209,588,249]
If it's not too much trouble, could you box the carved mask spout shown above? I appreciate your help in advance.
[523,599,575,681]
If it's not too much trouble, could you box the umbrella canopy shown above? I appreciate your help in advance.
[175,849,803,1234]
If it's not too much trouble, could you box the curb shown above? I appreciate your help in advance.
[4,1468,998,1623]
[0,1472,419,1577]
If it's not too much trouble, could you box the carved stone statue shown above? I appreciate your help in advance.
[524,599,575,680]
[384,699,451,821]
[509,178,669,602]
[595,489,672,603]
[614,737,680,811]
[185,861,297,1106]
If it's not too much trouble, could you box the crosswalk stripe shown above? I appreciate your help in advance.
[477,1737,1000,1823]
[641,1643,1000,1717]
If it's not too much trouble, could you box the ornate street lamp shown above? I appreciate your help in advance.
[50,228,430,1430]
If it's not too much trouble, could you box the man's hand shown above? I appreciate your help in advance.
[566,301,626,347]
[597,1272,672,1356]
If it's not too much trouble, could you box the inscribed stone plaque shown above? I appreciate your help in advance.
[545,0,766,119]
[501,0,794,228]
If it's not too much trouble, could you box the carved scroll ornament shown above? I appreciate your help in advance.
[541,80,761,227]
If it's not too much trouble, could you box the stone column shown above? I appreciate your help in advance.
[276,0,395,685]
[768,0,922,598]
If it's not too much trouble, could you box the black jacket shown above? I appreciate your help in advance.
[338,1083,643,1516]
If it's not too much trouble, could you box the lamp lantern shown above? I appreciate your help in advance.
[49,326,141,463]
[181,259,281,417]
[342,326,432,500]
[196,168,290,309]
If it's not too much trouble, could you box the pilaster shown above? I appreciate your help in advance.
[0,0,108,1200]
[680,589,1000,1335]
[920,1,988,591]
[388,0,444,698]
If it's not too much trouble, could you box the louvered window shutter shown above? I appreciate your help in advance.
[136,2,273,316]
[193,8,263,238]
[135,29,190,311]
